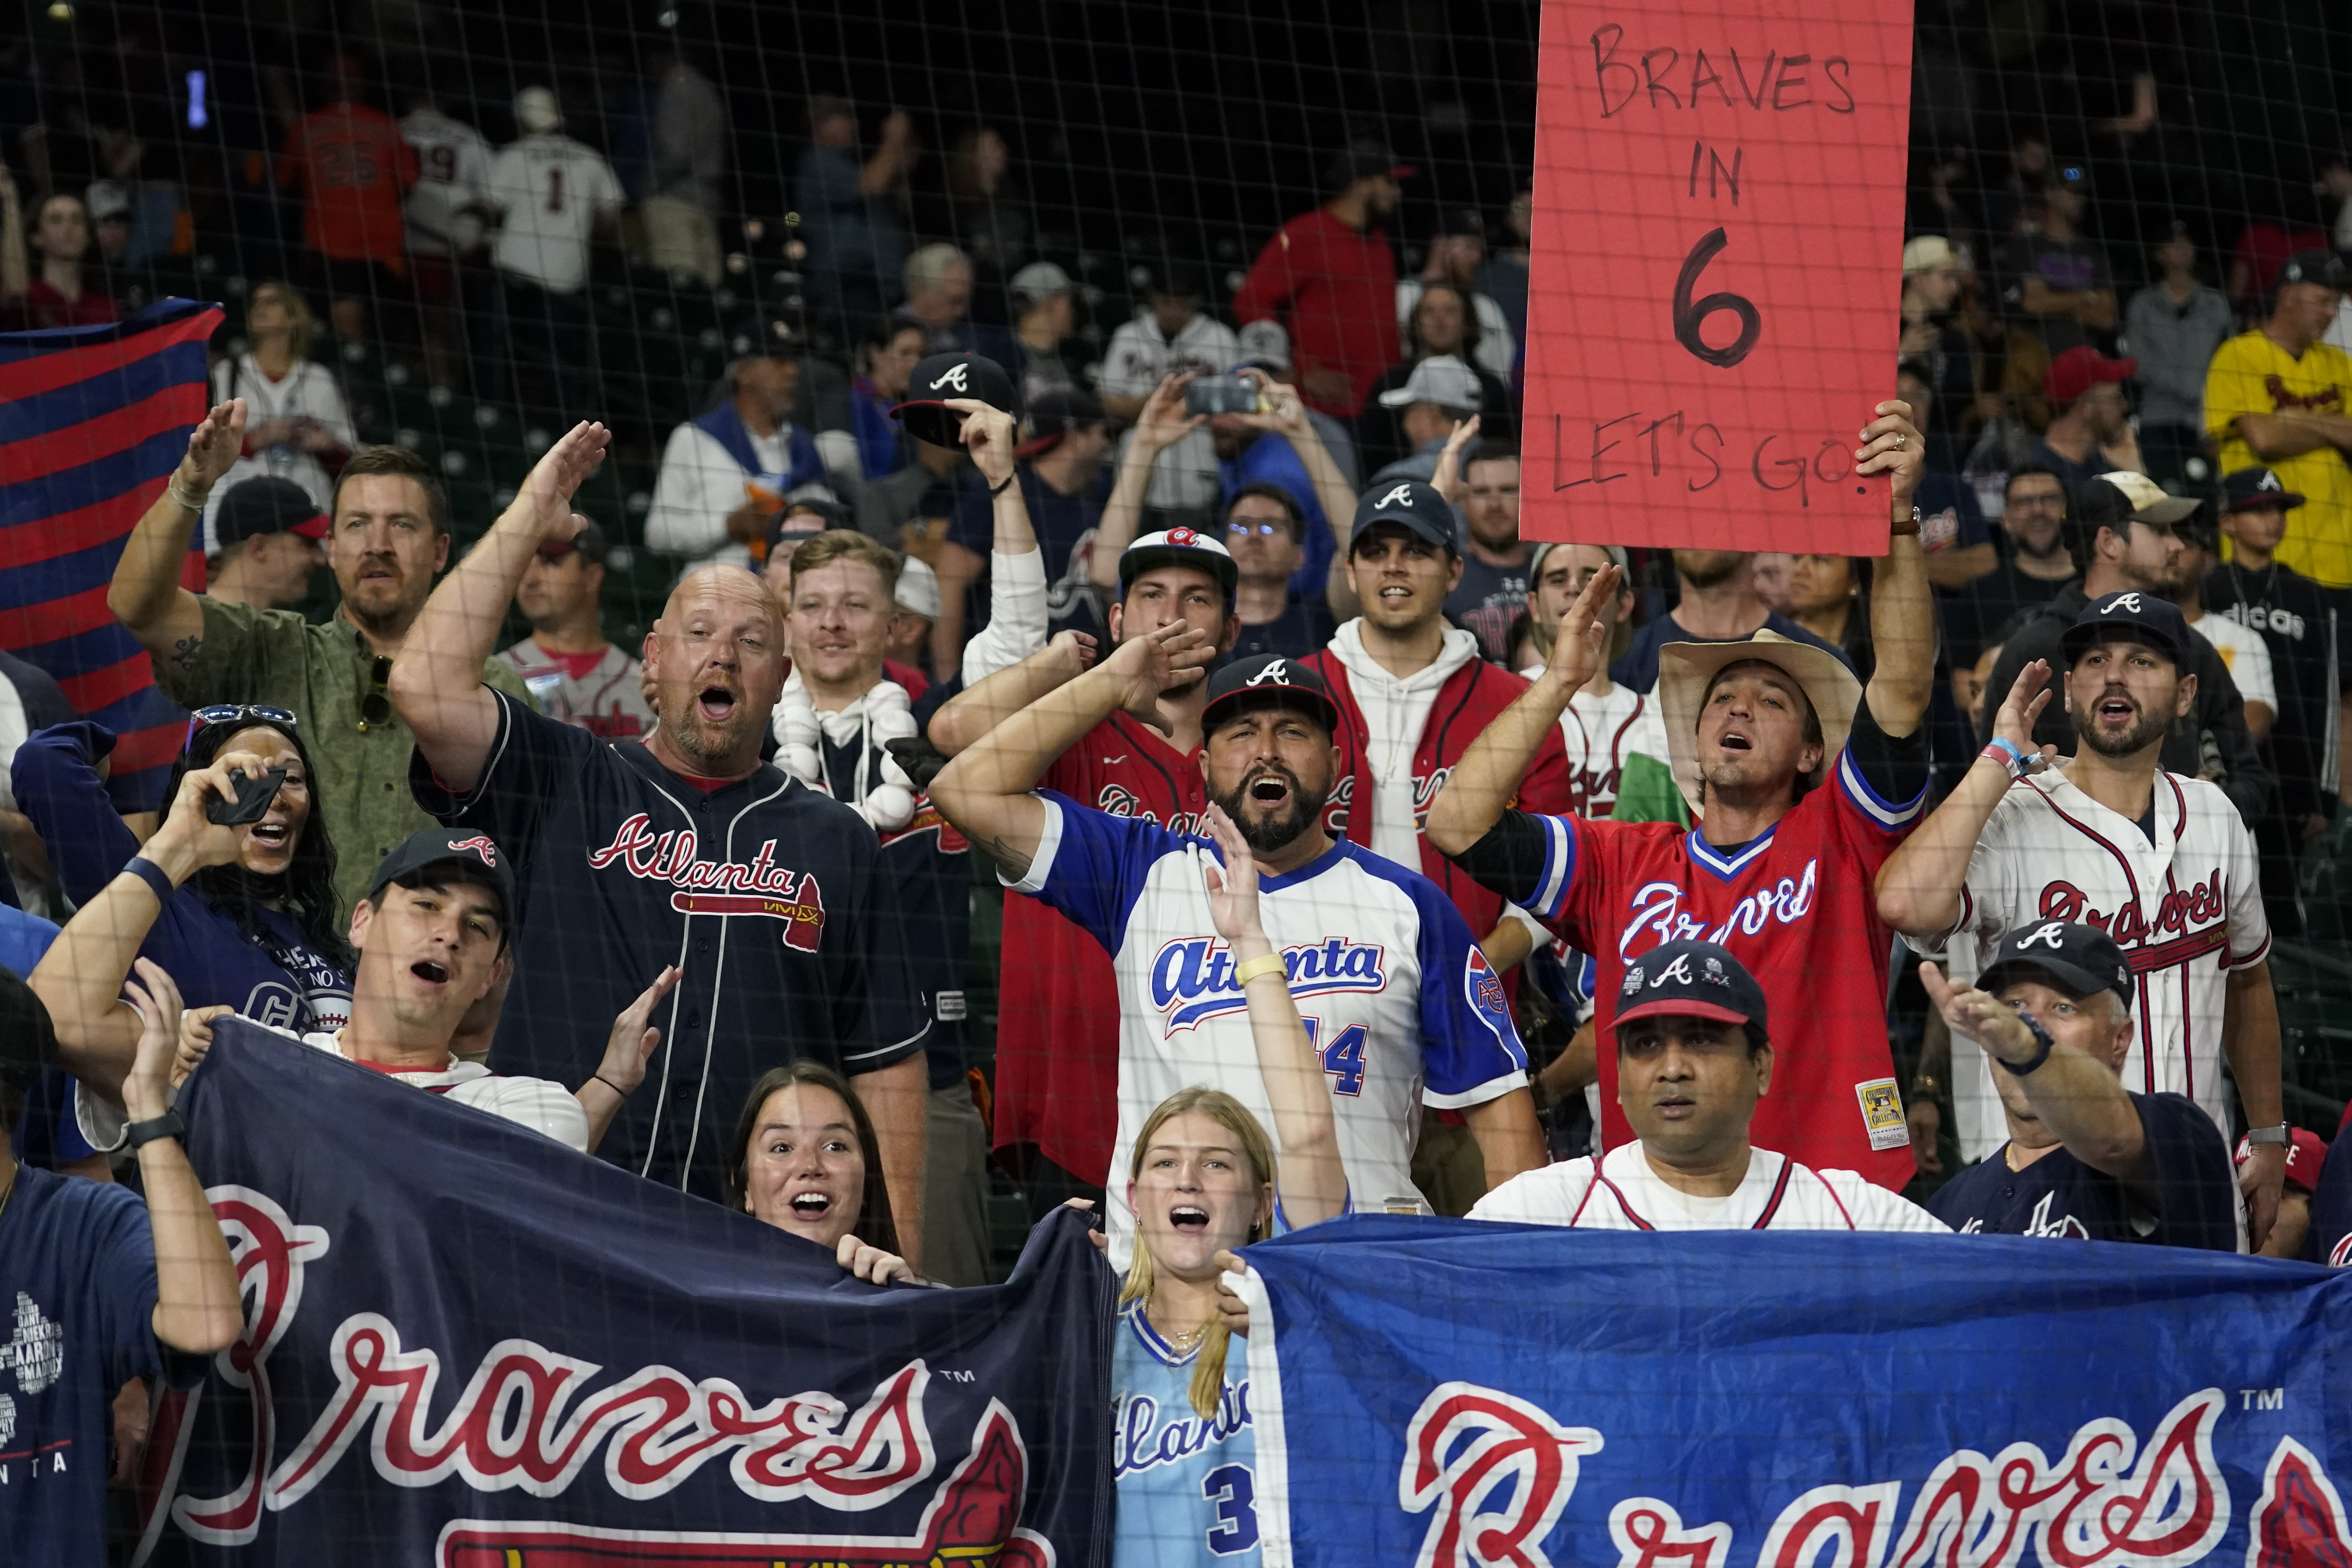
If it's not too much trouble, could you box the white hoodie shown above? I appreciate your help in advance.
[1325,617,1483,869]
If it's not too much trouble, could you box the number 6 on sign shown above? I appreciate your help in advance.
[1671,228,1761,369]
[1301,1018,1368,1097]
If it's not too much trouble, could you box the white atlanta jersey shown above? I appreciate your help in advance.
[1469,1141,1947,1232]
[484,134,623,293]
[1923,767,2270,1163]
[1013,793,1528,1264]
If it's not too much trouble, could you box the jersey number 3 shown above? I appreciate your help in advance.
[1301,1019,1368,1097]
[1203,1462,1259,1555]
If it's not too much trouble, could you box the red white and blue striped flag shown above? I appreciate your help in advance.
[0,298,221,811]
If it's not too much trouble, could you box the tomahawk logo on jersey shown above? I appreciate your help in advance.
[1010,792,1526,1262]
[1503,706,1927,1187]
[1926,767,2269,1162]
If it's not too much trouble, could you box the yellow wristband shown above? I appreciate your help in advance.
[1233,952,1288,986]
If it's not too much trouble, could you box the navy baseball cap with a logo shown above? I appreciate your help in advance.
[1614,939,1768,1035]
[2221,467,2306,514]
[365,829,516,932]
[2059,589,2191,669]
[1978,920,2134,1010]
[890,351,1019,446]
[1201,654,1342,737]
[1351,478,1457,556]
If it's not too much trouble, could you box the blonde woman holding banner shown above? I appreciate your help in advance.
[1108,800,1349,1568]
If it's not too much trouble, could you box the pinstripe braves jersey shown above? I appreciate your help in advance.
[410,689,927,1199]
[1469,1141,1946,1231]
[1926,767,2269,1163]
[1011,794,1527,1266]
[1465,706,1929,1188]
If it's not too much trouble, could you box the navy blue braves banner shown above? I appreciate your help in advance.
[149,1021,1113,1567]
[1235,1216,2352,1568]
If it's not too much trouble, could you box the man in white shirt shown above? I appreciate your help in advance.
[1520,543,1648,821]
[645,309,838,573]
[1097,263,1241,517]
[1471,939,1947,1232]
[81,830,672,1157]
[1395,210,1516,382]
[400,93,492,392]
[484,87,623,431]
[497,523,656,741]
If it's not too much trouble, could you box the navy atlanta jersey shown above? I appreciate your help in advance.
[410,689,927,1199]
[1011,793,1527,1264]
[1929,1091,2238,1250]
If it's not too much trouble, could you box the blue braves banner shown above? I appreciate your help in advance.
[1235,1216,2352,1568]
[147,1020,1113,1567]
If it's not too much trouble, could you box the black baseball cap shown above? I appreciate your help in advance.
[2059,589,2192,669]
[1324,138,1416,192]
[364,829,517,933]
[1614,939,1768,1035]
[1978,921,2134,1010]
[763,496,844,559]
[536,520,609,565]
[1016,385,1108,458]
[214,476,329,549]
[1351,478,1458,556]
[1201,654,1341,737]
[2222,467,2307,513]
[2278,249,2348,290]
[725,309,805,363]
[891,351,1019,447]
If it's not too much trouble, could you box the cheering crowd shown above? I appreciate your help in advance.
[7,109,2352,1568]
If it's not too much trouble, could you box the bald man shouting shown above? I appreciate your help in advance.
[391,423,929,1244]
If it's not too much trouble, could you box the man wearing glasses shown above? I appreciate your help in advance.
[1976,471,2272,826]
[108,400,534,919]
[1222,485,1335,662]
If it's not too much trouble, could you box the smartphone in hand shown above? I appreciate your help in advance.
[207,767,287,827]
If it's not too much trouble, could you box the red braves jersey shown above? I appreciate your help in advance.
[993,712,1206,1181]
[1508,724,1927,1188]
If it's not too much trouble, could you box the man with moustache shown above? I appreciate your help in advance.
[1876,593,2285,1247]
[108,401,536,916]
[386,421,930,1238]
[929,640,1539,1263]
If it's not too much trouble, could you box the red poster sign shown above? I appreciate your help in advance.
[1523,0,1914,552]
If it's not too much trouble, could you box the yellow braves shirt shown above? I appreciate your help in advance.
[2205,329,2352,587]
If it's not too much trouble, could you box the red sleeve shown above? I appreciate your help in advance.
[1230,220,1302,325]
[1553,814,1612,956]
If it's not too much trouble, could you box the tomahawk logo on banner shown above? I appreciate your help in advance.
[144,1021,1112,1567]
[1235,1217,2352,1568]
[1523,0,1913,553]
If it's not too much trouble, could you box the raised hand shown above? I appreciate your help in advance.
[1432,414,1484,505]
[1541,560,1623,695]
[1102,620,1215,731]
[1991,659,2059,770]
[946,398,1017,487]
[180,399,249,493]
[153,751,282,876]
[1855,399,1926,507]
[519,422,612,539]
[1198,801,1268,944]
[595,966,681,1097]
[120,958,189,1120]
[1917,961,2036,1064]
[1133,374,1206,454]
[1231,369,1312,438]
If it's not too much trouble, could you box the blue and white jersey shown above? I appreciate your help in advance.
[1112,1305,1262,1568]
[1010,792,1528,1263]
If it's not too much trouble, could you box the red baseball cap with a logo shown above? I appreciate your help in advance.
[1119,526,1237,596]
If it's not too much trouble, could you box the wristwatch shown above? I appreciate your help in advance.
[1889,505,1922,537]
[125,1109,187,1150]
[2245,1123,2292,1146]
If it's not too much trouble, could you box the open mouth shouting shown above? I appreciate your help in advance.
[788,1189,836,1222]
[695,683,739,725]
[2093,692,2138,727]
[247,817,294,852]
[409,959,450,986]
[1713,726,1753,755]
[1168,1203,1211,1235]
[1245,770,1294,812]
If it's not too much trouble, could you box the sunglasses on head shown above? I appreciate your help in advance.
[185,704,300,764]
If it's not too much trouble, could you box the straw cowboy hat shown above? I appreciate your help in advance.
[1657,632,1862,814]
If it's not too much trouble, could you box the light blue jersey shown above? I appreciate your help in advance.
[1112,1304,1261,1566]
